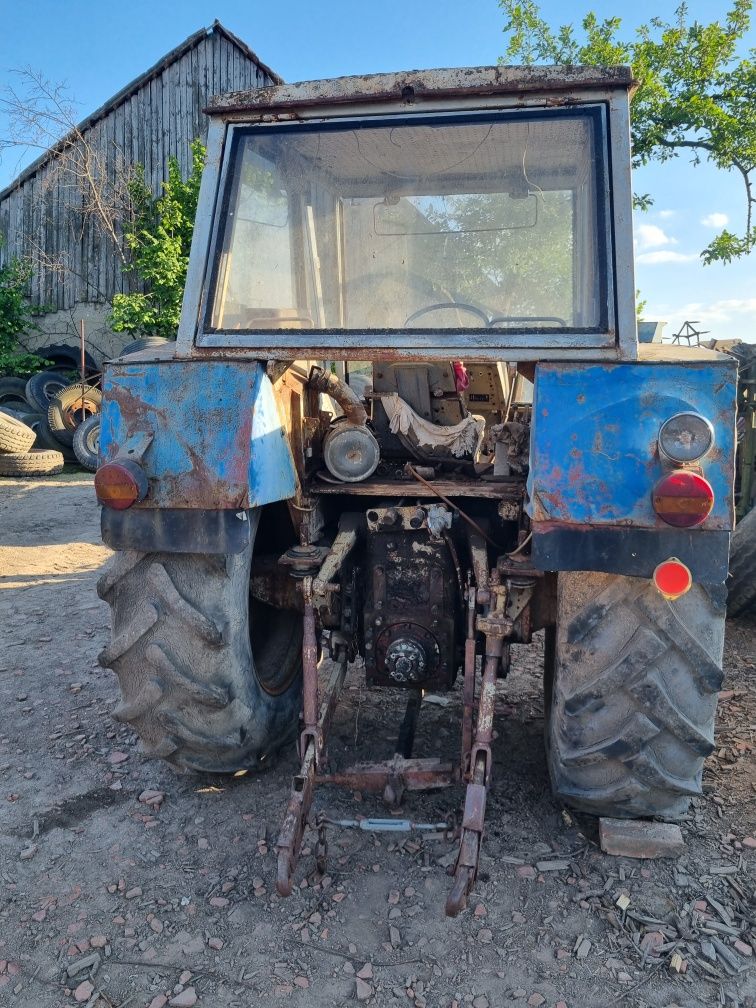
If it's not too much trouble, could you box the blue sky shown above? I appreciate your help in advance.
[1,0,754,341]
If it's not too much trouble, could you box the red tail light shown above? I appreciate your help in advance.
[652,470,714,528]
[653,558,692,600]
[95,461,148,510]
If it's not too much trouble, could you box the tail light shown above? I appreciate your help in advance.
[652,470,714,527]
[653,558,692,600]
[95,460,148,510]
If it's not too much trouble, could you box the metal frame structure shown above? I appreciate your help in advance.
[176,66,638,362]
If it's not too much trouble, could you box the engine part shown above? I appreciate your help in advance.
[308,366,380,482]
[323,421,380,482]
[379,627,436,684]
[363,504,458,689]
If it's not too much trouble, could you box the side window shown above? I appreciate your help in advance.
[210,147,297,329]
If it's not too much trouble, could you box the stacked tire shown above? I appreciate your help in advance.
[28,371,103,471]
[0,369,104,476]
[0,409,64,477]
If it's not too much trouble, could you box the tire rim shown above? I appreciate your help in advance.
[41,379,67,402]
[62,397,99,431]
[84,424,100,455]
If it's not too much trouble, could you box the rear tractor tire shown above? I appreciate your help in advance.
[97,508,303,773]
[546,571,725,820]
[727,507,756,616]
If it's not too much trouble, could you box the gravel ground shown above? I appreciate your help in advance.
[0,474,754,1008]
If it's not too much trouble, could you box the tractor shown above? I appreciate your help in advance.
[95,66,738,915]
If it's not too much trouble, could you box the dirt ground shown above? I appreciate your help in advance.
[1,475,755,1008]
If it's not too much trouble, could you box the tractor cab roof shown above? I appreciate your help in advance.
[208,65,637,118]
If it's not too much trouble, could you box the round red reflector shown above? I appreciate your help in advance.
[95,461,148,510]
[653,558,692,600]
[652,470,714,527]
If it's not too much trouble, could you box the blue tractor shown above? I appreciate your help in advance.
[95,67,737,915]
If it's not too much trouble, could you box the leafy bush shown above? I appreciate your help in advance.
[0,257,49,376]
[110,140,205,338]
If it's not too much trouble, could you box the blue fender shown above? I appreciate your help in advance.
[99,354,297,510]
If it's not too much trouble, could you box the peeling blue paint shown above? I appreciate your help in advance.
[100,358,297,510]
[529,361,737,531]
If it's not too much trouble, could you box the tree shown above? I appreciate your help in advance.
[500,0,756,263]
[110,140,205,339]
[0,69,134,295]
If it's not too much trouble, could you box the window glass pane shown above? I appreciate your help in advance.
[208,112,605,333]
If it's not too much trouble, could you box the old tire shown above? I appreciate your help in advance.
[728,508,756,616]
[48,383,102,446]
[72,414,101,472]
[22,412,78,460]
[0,377,31,413]
[0,448,65,476]
[546,571,725,820]
[97,507,303,773]
[25,370,72,413]
[0,411,37,453]
[34,343,99,376]
[120,337,172,355]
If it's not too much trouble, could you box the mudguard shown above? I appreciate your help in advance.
[528,357,737,583]
[99,351,297,513]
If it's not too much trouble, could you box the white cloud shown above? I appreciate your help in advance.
[635,224,676,251]
[658,210,676,219]
[636,250,699,265]
[672,298,756,324]
[701,212,729,228]
[647,298,756,342]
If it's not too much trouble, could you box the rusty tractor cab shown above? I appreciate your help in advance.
[97,68,738,916]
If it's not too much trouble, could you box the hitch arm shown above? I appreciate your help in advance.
[446,572,507,917]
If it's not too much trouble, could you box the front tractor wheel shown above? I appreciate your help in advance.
[546,571,725,820]
[97,508,302,773]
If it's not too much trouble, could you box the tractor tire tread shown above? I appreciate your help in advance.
[548,572,725,820]
[98,526,301,774]
[728,507,756,616]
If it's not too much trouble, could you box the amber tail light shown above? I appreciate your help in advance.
[95,461,148,510]
[652,470,714,528]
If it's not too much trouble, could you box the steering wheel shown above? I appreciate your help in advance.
[404,302,491,327]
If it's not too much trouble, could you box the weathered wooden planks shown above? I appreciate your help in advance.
[0,23,278,310]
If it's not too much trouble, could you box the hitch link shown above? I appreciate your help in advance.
[275,572,348,897]
[446,571,507,917]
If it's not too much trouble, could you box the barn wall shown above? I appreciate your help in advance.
[0,28,277,358]
[17,303,121,365]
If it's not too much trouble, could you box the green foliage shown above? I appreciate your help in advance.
[110,140,205,338]
[417,192,574,319]
[0,256,48,376]
[500,0,756,263]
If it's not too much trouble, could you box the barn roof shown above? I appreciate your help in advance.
[0,20,282,202]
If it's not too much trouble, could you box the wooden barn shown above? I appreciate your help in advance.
[0,21,280,363]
